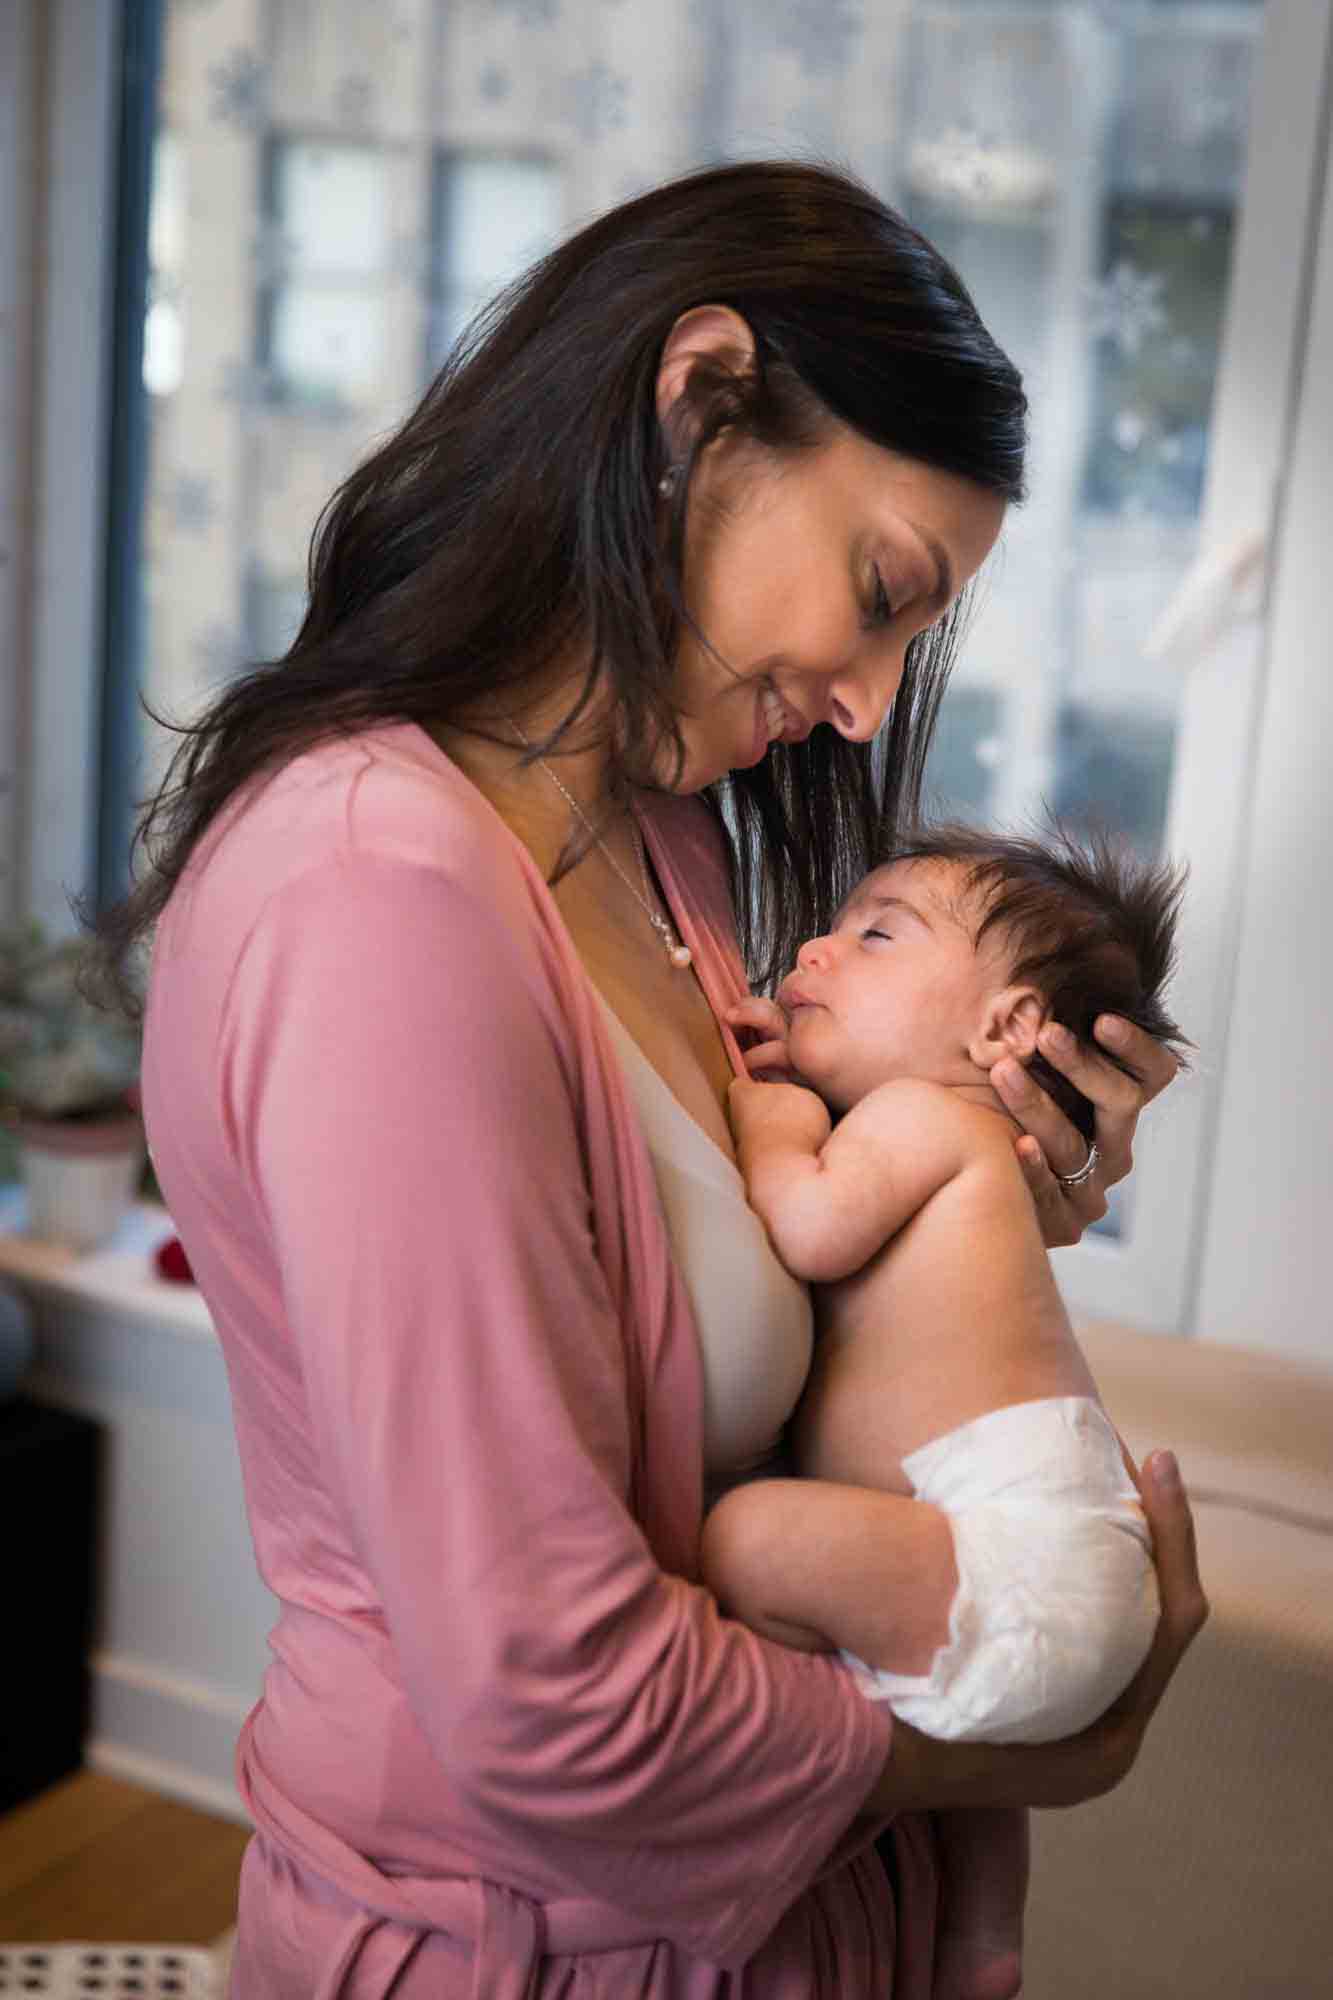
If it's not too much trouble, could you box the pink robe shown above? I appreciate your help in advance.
[141,722,941,1995]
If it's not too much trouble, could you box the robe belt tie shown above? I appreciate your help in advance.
[239,1739,662,1991]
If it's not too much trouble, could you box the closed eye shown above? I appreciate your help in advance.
[862,567,895,632]
[861,927,893,943]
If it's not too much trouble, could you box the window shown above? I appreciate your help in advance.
[32,0,1328,1333]
[261,139,393,411]
[429,151,560,373]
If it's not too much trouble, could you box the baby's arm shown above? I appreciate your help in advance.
[728,1074,982,1282]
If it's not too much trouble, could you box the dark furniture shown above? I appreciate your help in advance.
[0,1396,102,1812]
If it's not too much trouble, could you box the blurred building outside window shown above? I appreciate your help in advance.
[121,0,1267,1267]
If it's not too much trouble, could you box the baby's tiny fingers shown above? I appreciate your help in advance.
[743,1038,795,1079]
[726,996,789,1037]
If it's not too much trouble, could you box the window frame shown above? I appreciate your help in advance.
[7,0,124,934]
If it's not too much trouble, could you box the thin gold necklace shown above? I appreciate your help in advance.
[508,721,693,969]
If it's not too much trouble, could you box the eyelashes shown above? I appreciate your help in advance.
[867,568,894,629]
[861,564,897,632]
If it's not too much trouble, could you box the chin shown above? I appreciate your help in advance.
[788,1053,834,1101]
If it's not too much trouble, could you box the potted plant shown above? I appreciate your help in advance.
[0,920,146,1252]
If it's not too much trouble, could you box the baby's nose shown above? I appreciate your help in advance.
[797,934,835,970]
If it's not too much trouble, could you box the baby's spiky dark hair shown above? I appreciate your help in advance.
[881,822,1192,1138]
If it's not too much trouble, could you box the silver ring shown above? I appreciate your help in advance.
[1055,1140,1101,1191]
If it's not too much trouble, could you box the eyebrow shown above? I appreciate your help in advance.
[846,889,936,933]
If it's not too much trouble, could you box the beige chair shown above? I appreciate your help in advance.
[1025,1319,1333,2000]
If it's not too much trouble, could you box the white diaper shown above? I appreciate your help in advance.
[842,1395,1158,1743]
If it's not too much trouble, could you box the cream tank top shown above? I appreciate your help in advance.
[597,997,814,1499]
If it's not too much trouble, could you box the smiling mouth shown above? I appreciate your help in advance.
[759,681,813,747]
[759,686,785,743]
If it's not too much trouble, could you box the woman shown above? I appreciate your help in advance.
[99,162,1205,1996]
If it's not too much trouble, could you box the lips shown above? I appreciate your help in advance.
[779,976,819,1014]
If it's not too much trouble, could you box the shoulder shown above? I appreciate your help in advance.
[852,1079,1017,1156]
[184,722,527,915]
[157,723,551,1006]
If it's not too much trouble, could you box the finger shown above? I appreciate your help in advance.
[744,1039,795,1078]
[1142,1449,1209,1649]
[1094,1016,1180,1107]
[1119,1451,1209,1721]
[1015,1138,1084,1249]
[1037,1023,1145,1121]
[725,997,788,1039]
[993,1059,1100,1185]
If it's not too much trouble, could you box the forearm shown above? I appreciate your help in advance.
[743,1145,863,1283]
[701,1475,959,1675]
[730,1077,876,1280]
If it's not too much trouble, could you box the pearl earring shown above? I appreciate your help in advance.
[658,465,680,499]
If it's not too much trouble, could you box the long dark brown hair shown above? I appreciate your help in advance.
[82,159,1027,1015]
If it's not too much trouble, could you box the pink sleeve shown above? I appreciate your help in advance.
[222,848,890,1967]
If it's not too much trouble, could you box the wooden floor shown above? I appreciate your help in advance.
[0,1770,250,1945]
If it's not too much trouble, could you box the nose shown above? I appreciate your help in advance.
[797,933,838,971]
[827,642,909,743]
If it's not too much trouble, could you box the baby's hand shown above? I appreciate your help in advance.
[724,996,793,1078]
[728,1075,832,1156]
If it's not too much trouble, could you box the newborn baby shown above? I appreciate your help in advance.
[706,824,1190,2000]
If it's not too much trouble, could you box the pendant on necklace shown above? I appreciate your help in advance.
[669,942,693,969]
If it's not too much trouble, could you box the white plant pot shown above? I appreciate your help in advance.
[16,1110,146,1253]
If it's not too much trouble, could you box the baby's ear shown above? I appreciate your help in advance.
[967,985,1046,1069]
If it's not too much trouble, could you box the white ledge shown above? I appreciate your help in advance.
[0,1187,217,1340]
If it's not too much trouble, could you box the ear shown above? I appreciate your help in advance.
[967,985,1046,1070]
[655,304,757,431]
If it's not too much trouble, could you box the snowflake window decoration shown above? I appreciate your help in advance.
[1086,261,1170,360]
[560,61,629,144]
[207,48,268,132]
[762,0,863,78]
[487,0,561,27]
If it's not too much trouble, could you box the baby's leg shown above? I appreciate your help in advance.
[700,1476,958,1672]
[932,1807,1028,2000]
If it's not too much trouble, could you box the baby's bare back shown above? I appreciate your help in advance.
[794,1093,1100,1496]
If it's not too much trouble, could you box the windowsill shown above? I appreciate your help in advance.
[0,1187,216,1342]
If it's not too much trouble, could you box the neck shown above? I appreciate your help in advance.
[949,1077,1023,1134]
[424,689,624,870]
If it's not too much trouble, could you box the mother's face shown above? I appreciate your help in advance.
[654,424,1007,794]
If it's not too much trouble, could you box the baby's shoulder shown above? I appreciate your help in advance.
[858,1076,1007,1133]
[849,1079,1019,1175]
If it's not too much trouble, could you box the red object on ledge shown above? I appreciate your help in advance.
[154,1235,195,1285]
